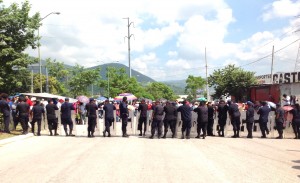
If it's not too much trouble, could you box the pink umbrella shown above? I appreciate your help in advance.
[114,95,137,101]
[118,93,134,96]
[76,95,89,103]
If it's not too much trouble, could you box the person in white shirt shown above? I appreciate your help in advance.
[282,94,290,106]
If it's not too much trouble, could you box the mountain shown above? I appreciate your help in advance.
[88,63,156,83]
[162,79,186,95]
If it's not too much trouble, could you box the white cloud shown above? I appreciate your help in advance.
[262,0,300,21]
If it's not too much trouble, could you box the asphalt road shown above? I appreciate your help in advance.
[0,133,299,183]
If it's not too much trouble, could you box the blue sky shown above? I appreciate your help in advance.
[4,0,300,81]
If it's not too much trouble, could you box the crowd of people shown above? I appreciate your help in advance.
[0,93,300,140]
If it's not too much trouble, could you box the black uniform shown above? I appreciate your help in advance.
[119,101,129,137]
[257,105,271,138]
[150,104,164,138]
[16,102,30,134]
[275,107,285,139]
[177,104,192,139]
[162,104,177,138]
[138,103,148,136]
[0,99,11,133]
[246,106,255,138]
[85,102,98,137]
[46,103,59,135]
[31,104,45,136]
[217,103,228,137]
[103,103,116,137]
[61,102,75,136]
[228,103,241,138]
[207,105,215,136]
[194,106,208,139]
[291,108,300,139]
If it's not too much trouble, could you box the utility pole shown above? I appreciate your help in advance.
[270,45,274,84]
[205,47,209,101]
[123,17,134,78]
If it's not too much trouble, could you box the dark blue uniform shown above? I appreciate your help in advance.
[228,103,241,138]
[177,104,192,139]
[119,101,129,137]
[163,104,177,138]
[194,106,208,139]
[138,103,148,136]
[61,102,75,136]
[85,102,98,137]
[103,103,115,137]
[217,103,228,137]
[31,104,45,136]
[16,101,30,134]
[207,105,215,136]
[257,105,271,138]
[275,107,284,139]
[246,106,255,138]
[46,103,59,135]
[291,108,300,139]
[0,99,11,133]
[150,104,164,138]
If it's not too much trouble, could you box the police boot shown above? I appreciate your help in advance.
[172,133,175,138]
[181,133,185,139]
[139,130,142,136]
[149,134,154,139]
[88,131,91,137]
[236,130,240,138]
[162,132,167,139]
[54,129,59,136]
[195,133,200,138]
[231,130,237,138]
[31,123,35,135]
[294,132,298,139]
[91,132,95,137]
[143,131,146,137]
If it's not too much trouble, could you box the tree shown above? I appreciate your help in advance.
[45,58,69,81]
[185,75,206,100]
[145,82,178,100]
[208,64,257,101]
[0,0,40,94]
[68,64,101,97]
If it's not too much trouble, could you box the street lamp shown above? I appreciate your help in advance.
[38,12,60,93]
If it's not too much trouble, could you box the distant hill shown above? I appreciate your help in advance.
[162,79,186,95]
[88,63,155,83]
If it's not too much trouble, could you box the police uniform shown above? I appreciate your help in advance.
[61,99,75,136]
[162,103,177,138]
[228,102,241,138]
[275,106,284,139]
[31,103,45,136]
[217,102,228,137]
[16,101,30,134]
[246,105,255,138]
[257,104,271,138]
[119,100,129,137]
[46,102,59,136]
[85,99,98,137]
[138,102,148,136]
[150,103,164,139]
[177,103,192,139]
[194,105,208,139]
[103,102,116,137]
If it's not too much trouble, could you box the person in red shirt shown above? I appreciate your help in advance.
[25,96,33,106]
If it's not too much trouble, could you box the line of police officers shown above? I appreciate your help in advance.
[2,93,300,139]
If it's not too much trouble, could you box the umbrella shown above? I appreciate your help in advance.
[266,101,276,108]
[114,95,137,101]
[76,95,89,103]
[118,93,134,96]
[283,105,293,111]
[97,96,107,101]
[196,97,207,101]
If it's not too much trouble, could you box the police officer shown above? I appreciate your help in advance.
[207,102,215,136]
[275,103,285,139]
[246,102,255,138]
[217,100,228,137]
[119,97,129,137]
[0,93,10,133]
[46,99,59,136]
[61,98,75,136]
[103,99,115,137]
[16,96,30,134]
[162,101,177,138]
[194,101,208,139]
[257,101,271,138]
[30,100,45,136]
[150,100,164,139]
[291,103,300,139]
[138,99,148,136]
[228,100,241,138]
[177,100,192,139]
[85,98,98,138]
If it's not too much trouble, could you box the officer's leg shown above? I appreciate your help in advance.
[236,117,241,137]
[4,116,10,133]
[246,122,253,138]
[158,120,163,138]
[292,122,298,139]
[260,122,266,138]
[53,118,59,135]
[231,118,237,138]
[186,120,191,139]
[162,120,168,138]
[87,117,92,137]
[181,121,186,139]
[37,119,41,136]
[170,119,176,138]
[138,117,143,135]
[48,119,53,136]
[143,117,147,135]
[202,123,208,139]
[196,122,201,138]
[150,119,156,138]
[31,119,35,134]
[91,117,96,137]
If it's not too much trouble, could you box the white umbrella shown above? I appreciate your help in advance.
[266,101,276,108]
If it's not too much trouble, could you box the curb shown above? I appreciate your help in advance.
[0,133,34,146]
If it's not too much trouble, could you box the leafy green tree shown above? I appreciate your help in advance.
[0,0,40,93]
[45,58,69,81]
[146,82,178,101]
[185,75,206,100]
[32,73,67,95]
[208,64,257,101]
[68,64,101,97]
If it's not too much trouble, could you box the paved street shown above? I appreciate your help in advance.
[0,133,299,183]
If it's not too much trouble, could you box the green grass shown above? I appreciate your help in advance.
[0,125,23,140]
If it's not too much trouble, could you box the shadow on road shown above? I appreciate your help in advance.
[292,160,300,178]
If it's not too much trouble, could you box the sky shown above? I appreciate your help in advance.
[3,0,300,81]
